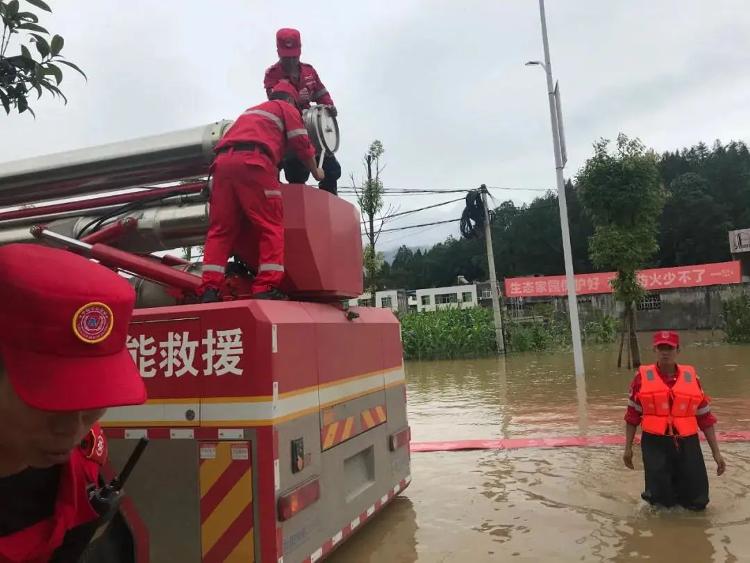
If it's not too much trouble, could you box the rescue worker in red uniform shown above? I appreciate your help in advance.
[622,331,726,510]
[264,28,342,195]
[199,80,323,303]
[0,243,147,562]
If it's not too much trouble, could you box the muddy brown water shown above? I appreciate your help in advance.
[329,332,750,562]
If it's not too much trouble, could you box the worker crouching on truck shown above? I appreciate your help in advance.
[199,80,324,303]
[623,331,726,510]
[265,27,342,195]
[0,244,147,562]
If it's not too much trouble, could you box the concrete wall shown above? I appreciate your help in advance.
[528,283,750,331]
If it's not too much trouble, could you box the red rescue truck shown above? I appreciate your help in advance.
[0,113,411,562]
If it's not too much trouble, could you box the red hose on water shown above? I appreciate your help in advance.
[410,431,750,452]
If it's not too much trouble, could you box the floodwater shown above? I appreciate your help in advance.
[329,332,750,562]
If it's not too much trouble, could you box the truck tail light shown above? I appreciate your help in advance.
[389,426,411,451]
[278,477,320,521]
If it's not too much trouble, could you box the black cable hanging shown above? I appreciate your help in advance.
[460,185,492,239]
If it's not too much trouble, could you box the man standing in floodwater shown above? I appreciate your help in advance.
[622,331,726,510]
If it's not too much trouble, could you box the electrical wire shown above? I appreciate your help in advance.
[362,195,561,236]
[360,196,466,227]
[378,218,461,233]
[339,185,550,196]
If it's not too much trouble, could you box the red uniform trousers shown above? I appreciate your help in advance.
[202,149,284,295]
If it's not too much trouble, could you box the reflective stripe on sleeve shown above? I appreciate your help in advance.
[628,399,643,413]
[242,109,284,132]
[264,190,282,197]
[287,128,308,139]
[696,405,711,416]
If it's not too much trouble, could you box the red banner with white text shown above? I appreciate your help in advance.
[504,261,741,298]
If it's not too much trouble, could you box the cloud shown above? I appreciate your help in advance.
[1,0,748,253]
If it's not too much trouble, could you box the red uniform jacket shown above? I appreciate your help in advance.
[0,425,107,562]
[264,61,334,109]
[215,100,316,174]
[625,364,717,431]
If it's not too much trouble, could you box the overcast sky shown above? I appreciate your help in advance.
[2,1,750,255]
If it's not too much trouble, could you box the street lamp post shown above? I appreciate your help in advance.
[526,0,585,377]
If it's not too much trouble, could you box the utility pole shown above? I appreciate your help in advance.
[481,185,505,354]
[365,153,376,307]
[527,0,585,376]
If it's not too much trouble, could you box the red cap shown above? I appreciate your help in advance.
[653,330,679,348]
[272,80,300,105]
[0,244,146,412]
[276,28,301,57]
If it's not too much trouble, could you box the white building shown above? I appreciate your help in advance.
[348,290,408,313]
[407,290,418,312]
[348,292,373,308]
[350,285,481,313]
[415,284,478,312]
[375,289,408,313]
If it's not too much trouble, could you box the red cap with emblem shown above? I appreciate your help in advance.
[276,27,301,57]
[0,243,146,411]
[653,330,680,348]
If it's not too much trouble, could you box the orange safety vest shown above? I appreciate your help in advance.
[637,364,704,437]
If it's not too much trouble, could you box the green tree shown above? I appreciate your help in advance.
[353,140,396,302]
[577,134,664,368]
[658,140,750,256]
[1,0,86,116]
[659,172,731,266]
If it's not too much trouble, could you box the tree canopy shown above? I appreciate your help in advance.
[375,138,749,291]
[1,0,86,116]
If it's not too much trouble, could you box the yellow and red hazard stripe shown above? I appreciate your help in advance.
[321,415,355,450]
[199,441,254,562]
[320,403,387,451]
[360,405,387,431]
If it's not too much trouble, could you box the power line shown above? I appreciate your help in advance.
[361,200,561,234]
[360,196,466,227]
[486,185,550,193]
[386,196,466,219]
[378,219,451,246]
[339,185,550,195]
[378,218,461,233]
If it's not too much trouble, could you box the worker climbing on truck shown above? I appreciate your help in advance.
[199,80,324,303]
[265,27,342,195]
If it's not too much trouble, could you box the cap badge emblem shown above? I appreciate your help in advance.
[73,302,114,344]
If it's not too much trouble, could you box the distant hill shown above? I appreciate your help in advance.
[380,245,430,265]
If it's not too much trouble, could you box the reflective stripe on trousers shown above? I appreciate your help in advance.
[258,263,284,272]
[200,159,284,294]
[202,264,226,274]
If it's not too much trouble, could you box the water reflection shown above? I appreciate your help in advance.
[328,497,418,563]
[330,334,750,562]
